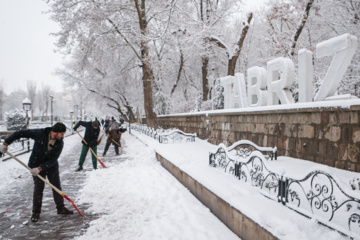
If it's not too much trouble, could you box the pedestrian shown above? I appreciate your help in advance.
[101,118,105,127]
[0,122,73,222]
[103,117,121,156]
[94,117,101,127]
[73,120,100,171]
[103,116,110,133]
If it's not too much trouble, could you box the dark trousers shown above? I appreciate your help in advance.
[32,168,64,213]
[78,144,97,169]
[103,143,119,155]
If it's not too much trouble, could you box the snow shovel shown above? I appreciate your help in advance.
[103,130,122,148]
[97,133,104,145]
[75,130,107,168]
[5,151,83,216]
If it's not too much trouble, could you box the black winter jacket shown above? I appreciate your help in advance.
[5,128,63,171]
[73,121,100,147]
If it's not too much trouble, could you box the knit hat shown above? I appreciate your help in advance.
[92,121,100,128]
[51,122,67,133]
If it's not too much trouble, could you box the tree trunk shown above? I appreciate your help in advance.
[208,13,253,76]
[227,58,237,76]
[141,43,158,128]
[202,56,209,101]
[135,0,158,128]
[228,13,253,76]
[289,0,314,57]
[170,48,184,96]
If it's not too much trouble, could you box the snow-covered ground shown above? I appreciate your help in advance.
[74,132,239,240]
[1,127,359,239]
[128,130,356,240]
[0,130,239,240]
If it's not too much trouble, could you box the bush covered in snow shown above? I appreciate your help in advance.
[212,84,224,110]
[5,109,28,130]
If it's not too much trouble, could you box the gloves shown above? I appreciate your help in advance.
[30,167,41,176]
[0,144,8,154]
[73,127,77,131]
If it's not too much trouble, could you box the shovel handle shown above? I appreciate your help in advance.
[76,130,107,168]
[6,151,65,197]
[103,130,122,148]
[6,150,83,216]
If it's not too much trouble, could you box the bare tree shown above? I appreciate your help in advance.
[289,0,315,57]
[38,84,51,120]
[209,13,253,76]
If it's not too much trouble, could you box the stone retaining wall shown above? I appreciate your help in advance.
[156,105,360,173]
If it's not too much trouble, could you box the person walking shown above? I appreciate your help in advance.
[0,122,73,222]
[73,120,100,171]
[103,117,121,156]
[103,116,110,133]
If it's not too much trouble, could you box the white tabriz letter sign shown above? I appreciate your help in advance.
[218,33,358,109]
[314,33,357,101]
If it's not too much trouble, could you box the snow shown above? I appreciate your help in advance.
[0,132,238,240]
[247,66,267,106]
[158,98,360,118]
[314,33,358,101]
[74,133,239,240]
[298,49,313,102]
[220,73,248,108]
[266,57,295,105]
[128,129,359,239]
[1,127,359,239]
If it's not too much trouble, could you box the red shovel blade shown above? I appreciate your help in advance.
[64,194,83,216]
[98,158,107,168]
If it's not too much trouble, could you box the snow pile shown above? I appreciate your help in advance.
[74,134,239,240]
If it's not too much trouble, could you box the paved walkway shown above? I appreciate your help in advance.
[0,133,118,239]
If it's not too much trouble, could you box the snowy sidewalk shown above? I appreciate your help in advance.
[0,131,239,240]
[74,131,239,240]
[0,132,99,239]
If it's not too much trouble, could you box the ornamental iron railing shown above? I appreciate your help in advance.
[0,138,33,161]
[158,130,196,144]
[1,126,75,161]
[209,140,360,239]
[131,124,196,144]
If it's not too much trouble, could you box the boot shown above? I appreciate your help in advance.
[31,212,40,222]
[75,166,83,172]
[57,206,74,214]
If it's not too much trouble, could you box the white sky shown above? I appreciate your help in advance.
[0,0,64,95]
[0,0,267,96]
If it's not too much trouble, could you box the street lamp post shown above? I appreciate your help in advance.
[70,110,74,134]
[22,98,32,129]
[74,105,78,123]
[50,95,54,126]
[124,105,131,134]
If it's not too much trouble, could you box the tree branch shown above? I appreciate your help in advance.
[290,0,314,56]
